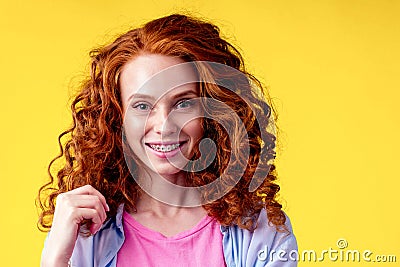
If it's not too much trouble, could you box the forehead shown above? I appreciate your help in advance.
[120,54,199,102]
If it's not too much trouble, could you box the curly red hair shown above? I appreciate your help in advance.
[37,13,286,232]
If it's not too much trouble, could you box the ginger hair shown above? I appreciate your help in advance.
[37,13,286,232]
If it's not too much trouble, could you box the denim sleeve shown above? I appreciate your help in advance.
[221,209,298,267]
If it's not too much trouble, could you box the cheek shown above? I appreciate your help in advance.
[183,118,203,141]
[124,115,146,146]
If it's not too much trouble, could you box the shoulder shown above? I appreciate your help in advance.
[220,209,298,267]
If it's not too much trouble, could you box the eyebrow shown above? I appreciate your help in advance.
[127,89,199,102]
[127,93,155,102]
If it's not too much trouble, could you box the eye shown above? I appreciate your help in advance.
[176,99,195,109]
[132,102,151,111]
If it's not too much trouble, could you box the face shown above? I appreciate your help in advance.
[120,54,203,178]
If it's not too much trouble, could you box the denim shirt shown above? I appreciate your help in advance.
[66,205,298,267]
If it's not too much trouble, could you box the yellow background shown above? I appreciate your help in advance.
[1,0,399,266]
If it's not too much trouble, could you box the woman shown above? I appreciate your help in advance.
[38,14,297,266]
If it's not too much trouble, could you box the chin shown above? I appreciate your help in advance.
[151,164,185,176]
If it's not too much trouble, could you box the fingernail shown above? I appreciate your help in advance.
[106,203,110,212]
[90,225,97,235]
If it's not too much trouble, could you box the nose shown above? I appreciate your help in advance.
[149,107,178,135]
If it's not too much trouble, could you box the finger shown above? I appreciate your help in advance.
[62,195,108,223]
[74,208,104,234]
[66,185,110,212]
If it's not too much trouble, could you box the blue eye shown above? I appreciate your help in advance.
[176,99,194,109]
[132,103,151,111]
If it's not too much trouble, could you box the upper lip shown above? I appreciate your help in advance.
[145,141,186,145]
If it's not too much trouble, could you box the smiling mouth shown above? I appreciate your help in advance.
[146,142,185,152]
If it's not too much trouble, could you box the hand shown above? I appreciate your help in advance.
[41,185,109,267]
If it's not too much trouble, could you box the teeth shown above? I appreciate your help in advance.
[150,143,180,152]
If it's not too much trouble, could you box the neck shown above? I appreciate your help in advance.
[135,168,202,210]
[135,191,200,218]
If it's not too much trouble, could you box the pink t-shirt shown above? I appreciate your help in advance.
[117,211,226,267]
